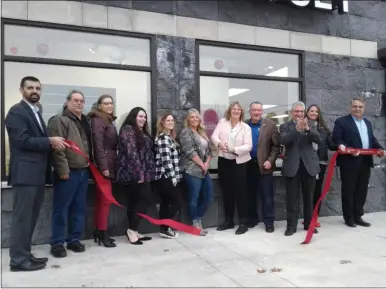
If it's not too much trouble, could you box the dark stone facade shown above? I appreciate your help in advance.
[2,0,386,247]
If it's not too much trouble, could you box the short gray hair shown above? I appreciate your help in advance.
[249,101,263,108]
[291,101,306,110]
[350,97,365,105]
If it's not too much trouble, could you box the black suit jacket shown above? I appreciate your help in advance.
[279,120,321,177]
[332,114,384,168]
[5,100,53,186]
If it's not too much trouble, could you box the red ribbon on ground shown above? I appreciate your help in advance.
[64,140,201,236]
[302,148,383,245]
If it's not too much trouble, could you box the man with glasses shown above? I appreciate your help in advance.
[279,101,321,236]
[47,90,92,258]
[246,101,280,233]
[332,97,385,228]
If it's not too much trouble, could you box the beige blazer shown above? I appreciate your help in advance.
[211,118,252,164]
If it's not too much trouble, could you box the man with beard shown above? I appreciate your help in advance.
[5,76,67,271]
[48,90,92,258]
[246,101,280,232]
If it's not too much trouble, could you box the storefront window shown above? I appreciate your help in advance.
[1,22,152,180]
[4,25,150,66]
[199,44,303,171]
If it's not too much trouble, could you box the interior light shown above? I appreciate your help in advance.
[262,104,278,109]
[228,88,250,97]
[270,114,289,119]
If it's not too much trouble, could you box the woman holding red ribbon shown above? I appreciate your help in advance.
[115,107,156,245]
[89,94,117,248]
[306,105,338,227]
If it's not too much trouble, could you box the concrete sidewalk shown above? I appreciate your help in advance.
[2,212,386,287]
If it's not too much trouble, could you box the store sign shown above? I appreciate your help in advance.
[290,0,348,13]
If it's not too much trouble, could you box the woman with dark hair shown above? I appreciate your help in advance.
[306,104,338,226]
[115,107,156,245]
[154,113,182,238]
[88,94,117,248]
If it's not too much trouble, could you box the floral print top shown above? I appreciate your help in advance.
[115,125,156,185]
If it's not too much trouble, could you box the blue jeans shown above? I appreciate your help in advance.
[184,173,213,221]
[51,168,89,246]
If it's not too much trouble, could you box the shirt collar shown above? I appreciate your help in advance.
[249,119,262,126]
[23,99,39,113]
[351,115,363,122]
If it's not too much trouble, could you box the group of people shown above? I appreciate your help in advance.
[5,76,385,272]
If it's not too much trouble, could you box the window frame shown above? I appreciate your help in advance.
[1,18,157,182]
[195,40,305,174]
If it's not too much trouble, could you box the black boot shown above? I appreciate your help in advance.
[93,230,116,248]
[94,229,115,242]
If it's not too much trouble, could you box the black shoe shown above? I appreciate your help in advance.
[345,220,357,227]
[265,226,274,233]
[94,230,116,248]
[94,229,115,243]
[67,241,85,252]
[217,222,234,231]
[126,229,143,245]
[285,227,296,236]
[10,261,46,272]
[30,255,48,264]
[50,245,67,258]
[355,218,371,227]
[235,225,248,235]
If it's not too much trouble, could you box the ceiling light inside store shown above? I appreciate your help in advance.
[267,67,288,77]
[229,88,250,97]
[263,104,278,109]
[270,114,289,119]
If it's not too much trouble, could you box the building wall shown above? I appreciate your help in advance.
[1,1,385,247]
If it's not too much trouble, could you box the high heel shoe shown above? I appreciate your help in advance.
[93,230,116,248]
[126,229,143,245]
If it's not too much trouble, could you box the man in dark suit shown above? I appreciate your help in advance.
[5,76,67,272]
[280,101,321,236]
[332,97,385,228]
[246,101,280,233]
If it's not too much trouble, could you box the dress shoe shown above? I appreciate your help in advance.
[30,255,48,264]
[355,218,371,227]
[265,226,275,233]
[235,225,248,235]
[67,241,85,253]
[284,227,296,236]
[216,222,234,231]
[10,261,46,272]
[50,244,67,258]
[345,220,357,228]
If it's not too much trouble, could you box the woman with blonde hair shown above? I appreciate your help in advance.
[153,113,182,238]
[179,109,213,236]
[211,102,252,235]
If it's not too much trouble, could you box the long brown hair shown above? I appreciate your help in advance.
[156,112,177,140]
[88,94,116,123]
[225,101,245,121]
[306,104,330,132]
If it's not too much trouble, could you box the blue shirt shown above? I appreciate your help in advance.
[249,119,262,158]
[352,116,369,149]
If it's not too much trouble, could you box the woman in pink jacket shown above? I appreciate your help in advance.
[211,102,252,235]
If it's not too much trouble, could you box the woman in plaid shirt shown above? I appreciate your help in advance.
[154,113,183,238]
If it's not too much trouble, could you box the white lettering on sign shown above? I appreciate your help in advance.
[290,0,349,13]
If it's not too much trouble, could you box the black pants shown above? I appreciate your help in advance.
[285,161,315,229]
[125,182,152,231]
[313,163,327,215]
[154,176,180,231]
[340,165,371,222]
[10,185,45,266]
[247,159,275,226]
[218,157,248,225]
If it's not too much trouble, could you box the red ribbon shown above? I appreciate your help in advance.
[64,140,201,236]
[302,148,383,244]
